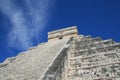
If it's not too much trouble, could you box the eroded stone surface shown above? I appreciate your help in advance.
[1,26,120,80]
[0,39,68,80]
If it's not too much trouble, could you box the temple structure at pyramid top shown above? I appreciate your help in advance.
[0,26,120,80]
[48,26,79,41]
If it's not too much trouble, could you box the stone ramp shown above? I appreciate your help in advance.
[0,39,69,80]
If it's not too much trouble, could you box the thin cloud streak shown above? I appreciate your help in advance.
[0,0,54,50]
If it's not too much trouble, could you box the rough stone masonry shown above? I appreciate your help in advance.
[0,26,120,80]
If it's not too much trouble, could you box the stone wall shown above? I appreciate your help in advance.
[48,26,78,41]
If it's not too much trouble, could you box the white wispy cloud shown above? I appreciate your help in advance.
[0,0,54,50]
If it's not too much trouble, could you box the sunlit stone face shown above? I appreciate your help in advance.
[1,26,120,80]
[48,26,79,41]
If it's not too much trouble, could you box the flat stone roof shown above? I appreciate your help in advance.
[48,26,77,35]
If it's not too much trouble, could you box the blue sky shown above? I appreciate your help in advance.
[0,0,120,62]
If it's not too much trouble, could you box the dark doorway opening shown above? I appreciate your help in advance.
[59,36,63,40]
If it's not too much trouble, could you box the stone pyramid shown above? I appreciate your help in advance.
[0,26,120,80]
